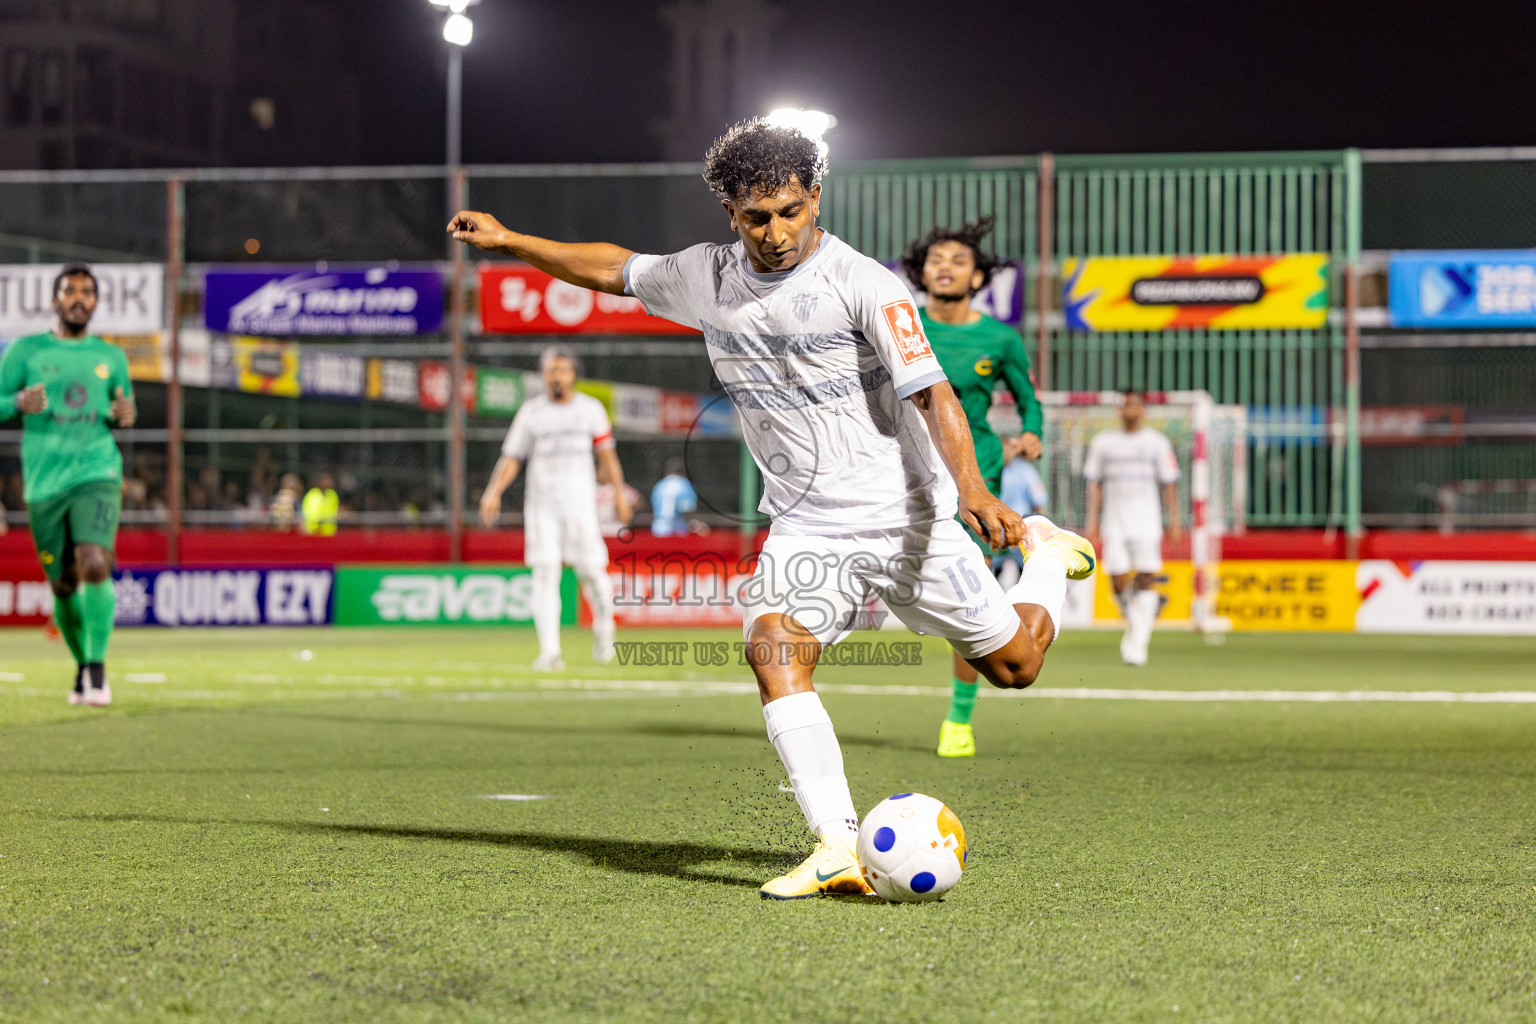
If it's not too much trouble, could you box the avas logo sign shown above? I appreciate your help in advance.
[479,265,697,335]
[333,566,577,627]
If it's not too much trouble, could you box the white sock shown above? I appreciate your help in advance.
[762,691,859,844]
[1006,553,1067,642]
[531,564,563,658]
[577,564,616,650]
[1131,588,1161,648]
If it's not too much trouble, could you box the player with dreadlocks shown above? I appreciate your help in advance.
[900,219,1044,759]
[447,117,1093,900]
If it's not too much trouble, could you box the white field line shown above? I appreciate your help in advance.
[475,794,548,801]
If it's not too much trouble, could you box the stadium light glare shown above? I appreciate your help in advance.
[443,12,474,46]
[765,108,837,141]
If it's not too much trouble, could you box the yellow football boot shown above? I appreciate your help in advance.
[1022,514,1097,580]
[759,840,874,900]
[936,720,976,758]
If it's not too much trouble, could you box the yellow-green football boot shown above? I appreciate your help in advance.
[759,840,874,900]
[1021,514,1097,580]
[936,720,976,758]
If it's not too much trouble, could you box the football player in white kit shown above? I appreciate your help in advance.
[479,345,631,670]
[1083,391,1183,667]
[449,118,1095,899]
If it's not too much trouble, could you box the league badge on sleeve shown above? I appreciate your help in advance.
[881,299,932,365]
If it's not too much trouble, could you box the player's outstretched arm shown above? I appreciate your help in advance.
[479,455,523,528]
[448,210,632,295]
[908,382,1024,549]
[596,448,633,525]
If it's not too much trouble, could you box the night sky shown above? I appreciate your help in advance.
[338,0,1535,165]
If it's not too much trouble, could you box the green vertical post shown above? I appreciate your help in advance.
[1343,147,1363,551]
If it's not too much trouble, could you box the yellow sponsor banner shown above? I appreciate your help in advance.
[575,380,615,418]
[105,334,165,383]
[232,336,300,397]
[1062,254,1329,331]
[1094,560,1360,631]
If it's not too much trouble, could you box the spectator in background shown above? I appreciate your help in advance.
[302,472,339,536]
[650,457,698,537]
[269,473,302,531]
[992,437,1051,589]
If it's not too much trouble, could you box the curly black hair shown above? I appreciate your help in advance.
[899,217,1000,294]
[702,118,828,202]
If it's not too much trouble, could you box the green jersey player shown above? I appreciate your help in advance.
[901,219,1043,758]
[0,264,135,706]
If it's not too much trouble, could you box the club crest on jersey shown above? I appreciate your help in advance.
[790,292,818,323]
[880,300,931,365]
[974,357,994,376]
[95,363,110,379]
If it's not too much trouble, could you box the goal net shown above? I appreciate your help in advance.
[988,390,1248,631]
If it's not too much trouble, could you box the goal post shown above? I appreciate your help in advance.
[988,389,1247,631]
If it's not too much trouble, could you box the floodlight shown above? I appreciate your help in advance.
[443,12,474,46]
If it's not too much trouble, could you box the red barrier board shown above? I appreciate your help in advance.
[0,564,52,626]
[479,264,697,335]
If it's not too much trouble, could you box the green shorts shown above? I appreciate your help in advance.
[27,479,121,582]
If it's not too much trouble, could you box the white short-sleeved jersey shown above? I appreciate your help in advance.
[1082,427,1180,539]
[501,392,615,515]
[623,231,954,535]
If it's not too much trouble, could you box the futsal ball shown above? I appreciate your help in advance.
[856,793,967,903]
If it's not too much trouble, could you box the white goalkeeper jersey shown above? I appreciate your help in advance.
[1083,426,1180,539]
[501,392,615,516]
[623,231,955,535]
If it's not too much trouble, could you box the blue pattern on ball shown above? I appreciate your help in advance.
[889,793,913,800]
[873,826,896,852]
[910,871,936,893]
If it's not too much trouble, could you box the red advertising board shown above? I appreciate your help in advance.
[0,565,53,626]
[479,264,697,335]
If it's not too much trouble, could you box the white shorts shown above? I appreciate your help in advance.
[1101,533,1163,576]
[525,506,609,570]
[739,518,1020,660]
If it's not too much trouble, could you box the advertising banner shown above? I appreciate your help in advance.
[417,361,450,411]
[1356,561,1536,635]
[204,267,443,336]
[366,358,419,404]
[0,263,163,335]
[112,567,334,627]
[475,366,525,418]
[610,562,751,627]
[300,350,366,399]
[1062,254,1329,331]
[333,565,576,626]
[1091,559,1360,630]
[479,265,695,335]
[0,566,54,627]
[1388,250,1536,327]
[232,336,301,396]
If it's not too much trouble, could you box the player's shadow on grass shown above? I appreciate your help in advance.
[72,813,781,890]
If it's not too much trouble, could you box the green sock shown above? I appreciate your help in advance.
[55,590,87,666]
[77,580,116,665]
[946,677,979,725]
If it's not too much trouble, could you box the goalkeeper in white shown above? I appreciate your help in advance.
[1083,391,1183,666]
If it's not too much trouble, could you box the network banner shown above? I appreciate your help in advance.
[479,265,695,335]
[332,565,577,627]
[204,267,443,335]
[1062,254,1329,331]
[112,567,335,627]
[0,263,163,335]
[1388,250,1536,327]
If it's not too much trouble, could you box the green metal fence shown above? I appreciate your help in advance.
[1045,151,1361,529]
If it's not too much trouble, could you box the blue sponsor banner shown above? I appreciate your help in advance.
[1389,250,1536,328]
[204,267,443,336]
[113,567,335,627]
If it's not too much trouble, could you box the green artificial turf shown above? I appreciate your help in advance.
[1,626,1534,1023]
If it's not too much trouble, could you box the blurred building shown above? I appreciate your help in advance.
[0,0,358,170]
